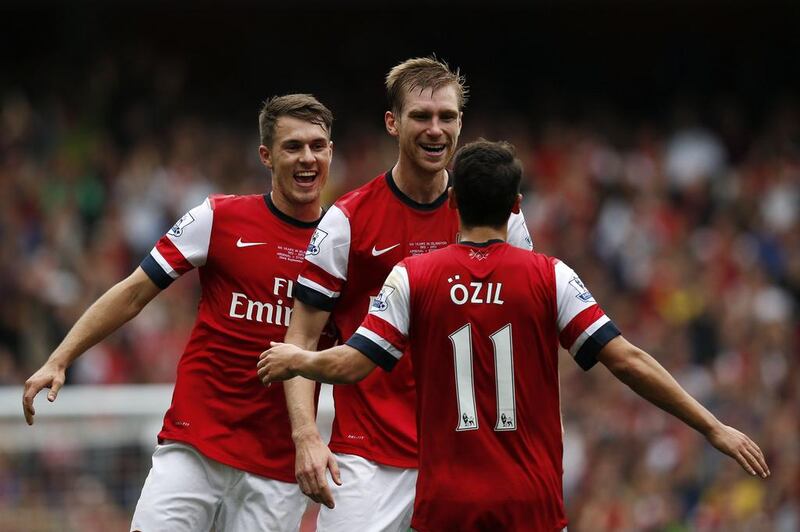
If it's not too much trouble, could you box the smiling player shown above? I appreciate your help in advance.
[23,94,334,532]
[280,58,533,531]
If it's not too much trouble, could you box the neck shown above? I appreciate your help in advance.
[269,191,321,223]
[459,224,507,244]
[392,158,448,204]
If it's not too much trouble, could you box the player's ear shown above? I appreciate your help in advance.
[259,145,273,169]
[385,111,399,137]
[511,193,522,214]
[447,187,458,210]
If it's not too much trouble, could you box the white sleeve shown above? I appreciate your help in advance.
[554,260,620,370]
[141,198,213,287]
[347,264,411,371]
[507,210,533,250]
[295,205,352,308]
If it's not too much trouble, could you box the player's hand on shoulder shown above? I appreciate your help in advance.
[22,360,66,426]
[292,426,342,508]
[257,342,302,385]
[705,422,770,479]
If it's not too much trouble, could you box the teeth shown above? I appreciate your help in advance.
[295,171,316,177]
[421,144,445,153]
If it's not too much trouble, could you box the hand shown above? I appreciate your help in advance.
[257,342,304,385]
[22,360,66,425]
[292,426,342,508]
[705,423,770,478]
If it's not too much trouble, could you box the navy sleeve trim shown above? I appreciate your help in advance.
[346,333,399,372]
[574,321,621,371]
[140,254,174,289]
[294,283,337,312]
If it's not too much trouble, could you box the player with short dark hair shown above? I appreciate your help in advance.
[260,139,769,531]
[280,58,533,531]
[23,94,334,532]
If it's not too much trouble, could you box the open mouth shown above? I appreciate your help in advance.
[420,143,446,155]
[294,171,317,184]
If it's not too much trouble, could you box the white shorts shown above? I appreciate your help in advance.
[316,453,417,532]
[130,440,306,532]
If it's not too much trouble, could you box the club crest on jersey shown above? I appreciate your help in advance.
[371,286,395,312]
[168,212,195,237]
[569,275,594,302]
[469,249,490,261]
[306,228,328,256]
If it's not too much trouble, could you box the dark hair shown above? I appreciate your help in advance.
[385,56,469,115]
[452,140,522,229]
[259,94,333,147]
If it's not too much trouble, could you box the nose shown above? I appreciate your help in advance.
[427,118,443,137]
[299,145,314,164]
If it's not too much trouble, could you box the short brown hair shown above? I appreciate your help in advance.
[259,94,333,147]
[385,56,469,115]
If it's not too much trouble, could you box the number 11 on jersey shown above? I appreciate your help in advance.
[449,323,516,432]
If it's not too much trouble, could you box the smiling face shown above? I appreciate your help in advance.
[259,115,332,210]
[386,83,462,175]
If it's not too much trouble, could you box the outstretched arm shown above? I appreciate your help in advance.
[596,335,770,478]
[22,267,161,425]
[259,342,376,385]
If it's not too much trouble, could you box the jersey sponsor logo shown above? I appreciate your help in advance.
[569,275,594,302]
[371,243,400,256]
[448,275,505,305]
[168,212,195,237]
[371,286,396,311]
[307,228,328,256]
[236,237,267,248]
[227,278,295,326]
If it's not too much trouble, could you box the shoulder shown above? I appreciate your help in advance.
[333,173,389,219]
[208,193,263,210]
[400,245,453,276]
[502,246,556,273]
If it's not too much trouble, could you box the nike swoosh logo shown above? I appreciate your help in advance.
[236,238,267,248]
[371,244,400,256]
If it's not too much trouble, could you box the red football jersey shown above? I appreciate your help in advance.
[295,170,534,467]
[141,193,324,482]
[348,241,620,531]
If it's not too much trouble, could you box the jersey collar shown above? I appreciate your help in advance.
[385,167,450,211]
[458,239,506,247]
[263,194,324,228]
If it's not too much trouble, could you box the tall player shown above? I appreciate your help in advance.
[281,57,533,530]
[260,140,770,531]
[22,94,334,532]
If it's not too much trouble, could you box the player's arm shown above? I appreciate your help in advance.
[22,267,161,425]
[24,198,212,426]
[281,300,342,508]
[596,336,770,478]
[282,206,352,508]
[260,342,376,384]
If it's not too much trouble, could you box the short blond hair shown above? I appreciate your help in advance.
[385,56,468,114]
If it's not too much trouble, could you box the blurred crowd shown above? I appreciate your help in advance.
[1,65,798,530]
